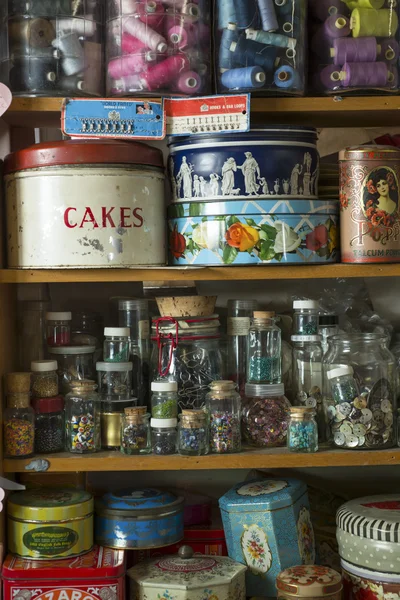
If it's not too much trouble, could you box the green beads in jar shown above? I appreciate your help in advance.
[151,381,178,419]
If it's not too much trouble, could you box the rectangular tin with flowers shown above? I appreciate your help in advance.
[168,200,339,266]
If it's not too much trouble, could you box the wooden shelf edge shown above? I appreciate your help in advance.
[4,447,400,472]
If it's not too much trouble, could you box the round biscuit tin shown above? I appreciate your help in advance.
[342,559,400,600]
[7,488,93,560]
[339,145,400,263]
[276,565,342,600]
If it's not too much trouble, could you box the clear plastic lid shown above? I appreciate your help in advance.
[293,300,319,310]
[327,365,354,379]
[31,360,58,372]
[104,327,130,337]
[96,362,133,372]
[151,418,178,428]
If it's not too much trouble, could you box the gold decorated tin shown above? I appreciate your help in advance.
[8,488,93,560]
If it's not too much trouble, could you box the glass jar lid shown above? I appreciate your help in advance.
[48,345,96,355]
[245,383,285,397]
[276,565,342,597]
[96,362,133,372]
[31,360,58,372]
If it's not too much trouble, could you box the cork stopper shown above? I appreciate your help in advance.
[253,311,275,319]
[70,379,97,392]
[7,392,31,409]
[290,406,315,417]
[181,409,207,428]
[6,372,31,393]
[124,406,147,423]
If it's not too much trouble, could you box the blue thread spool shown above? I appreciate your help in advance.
[257,0,279,31]
[219,23,240,70]
[246,27,296,49]
[230,37,280,71]
[221,65,266,89]
[218,0,237,30]
[274,64,299,88]
[232,0,260,29]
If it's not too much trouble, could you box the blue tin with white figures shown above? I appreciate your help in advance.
[219,478,316,597]
[168,127,319,202]
[95,488,184,549]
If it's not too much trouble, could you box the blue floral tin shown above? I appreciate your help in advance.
[168,199,339,265]
[168,127,319,202]
[219,478,315,597]
[95,488,184,550]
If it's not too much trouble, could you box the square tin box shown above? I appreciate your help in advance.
[219,478,316,597]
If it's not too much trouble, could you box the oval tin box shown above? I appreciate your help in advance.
[7,488,94,560]
[95,488,184,550]
[168,127,319,202]
[168,199,339,265]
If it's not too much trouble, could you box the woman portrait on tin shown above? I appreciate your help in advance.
[363,167,398,227]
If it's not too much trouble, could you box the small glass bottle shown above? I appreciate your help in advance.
[96,361,133,398]
[4,393,35,458]
[120,407,151,455]
[103,327,130,362]
[32,396,64,454]
[65,380,101,454]
[318,314,339,355]
[178,409,209,456]
[48,345,96,395]
[151,381,178,419]
[327,366,358,405]
[227,299,258,393]
[206,380,241,454]
[31,360,59,398]
[247,311,281,384]
[291,335,323,408]
[151,418,177,455]
[293,300,319,335]
[242,383,290,448]
[46,311,72,346]
[287,407,318,453]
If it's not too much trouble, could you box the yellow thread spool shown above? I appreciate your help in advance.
[346,0,385,9]
[351,8,398,37]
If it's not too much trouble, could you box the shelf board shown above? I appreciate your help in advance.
[0,264,400,283]
[5,96,400,128]
[5,447,400,472]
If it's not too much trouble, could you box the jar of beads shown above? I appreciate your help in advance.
[32,395,64,454]
[48,345,96,395]
[293,300,319,335]
[151,418,177,455]
[96,361,133,398]
[178,409,209,456]
[287,406,318,453]
[327,366,359,405]
[46,311,72,346]
[103,327,130,362]
[205,380,241,454]
[247,311,281,384]
[106,0,211,96]
[242,383,290,448]
[120,407,151,455]
[31,360,59,398]
[65,380,101,454]
[4,392,35,458]
[151,381,178,419]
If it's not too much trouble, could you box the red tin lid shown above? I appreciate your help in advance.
[32,395,64,414]
[4,139,164,174]
[2,546,126,580]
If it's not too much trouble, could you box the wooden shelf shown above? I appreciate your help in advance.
[4,96,400,128]
[5,447,400,472]
[1,264,400,283]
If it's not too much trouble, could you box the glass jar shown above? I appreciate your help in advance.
[247,311,281,384]
[291,335,323,433]
[206,380,241,454]
[178,409,209,456]
[71,311,103,362]
[106,0,211,97]
[293,300,319,335]
[151,381,178,419]
[319,314,339,355]
[96,361,132,397]
[100,397,136,449]
[32,395,64,454]
[0,1,104,97]
[46,311,72,346]
[31,360,59,398]
[18,300,50,371]
[4,392,35,458]
[65,380,100,454]
[287,406,318,453]
[215,0,307,95]
[103,327,130,362]
[327,366,359,405]
[48,345,96,395]
[151,418,177,455]
[227,299,258,394]
[151,316,224,411]
[120,407,151,455]
[242,383,290,448]
[323,333,396,449]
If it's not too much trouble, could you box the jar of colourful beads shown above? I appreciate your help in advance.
[120,407,151,455]
[205,380,241,454]
[242,383,290,448]
[293,300,319,335]
[287,406,318,453]
[151,418,177,455]
[178,409,209,456]
[65,380,101,454]
[247,311,281,384]
[151,381,178,419]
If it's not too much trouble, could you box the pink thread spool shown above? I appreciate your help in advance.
[167,24,194,49]
[176,69,202,93]
[330,36,378,64]
[121,32,147,54]
[108,51,156,77]
[380,38,400,63]
[309,0,349,22]
[141,53,189,89]
[123,15,168,52]
[341,61,391,87]
[137,0,165,30]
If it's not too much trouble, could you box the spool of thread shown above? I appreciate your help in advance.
[58,17,97,37]
[9,18,55,49]
[52,32,84,76]
[218,0,236,29]
[59,74,86,92]
[230,37,280,71]
[123,15,168,52]
[110,74,142,94]
[219,23,239,70]
[311,14,351,57]
[176,69,202,92]
[9,58,57,93]
[121,32,147,54]
[168,25,195,49]
[317,64,342,90]
[246,27,296,49]
[108,51,156,77]
[141,53,189,89]
[351,8,398,38]
[112,0,138,15]
[274,64,299,88]
[221,65,266,89]
[330,36,379,63]
[257,0,278,31]
[137,0,165,30]
[232,0,260,29]
[340,60,391,86]
[308,0,349,22]
[380,38,399,63]
[345,0,384,9]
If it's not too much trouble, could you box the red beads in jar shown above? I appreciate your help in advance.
[46,311,72,347]
[242,383,290,448]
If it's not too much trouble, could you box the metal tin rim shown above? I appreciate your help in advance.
[8,490,94,521]
[96,534,184,551]
[95,496,184,519]
[9,513,93,524]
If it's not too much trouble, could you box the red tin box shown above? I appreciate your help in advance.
[2,546,125,600]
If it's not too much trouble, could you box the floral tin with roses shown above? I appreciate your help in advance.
[342,559,400,600]
[276,565,342,600]
[219,479,315,598]
[339,145,400,263]
[168,200,339,266]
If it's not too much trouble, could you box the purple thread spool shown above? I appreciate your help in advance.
[257,0,278,31]
[311,14,350,57]
[308,0,349,22]
[176,69,202,92]
[380,38,400,63]
[318,64,342,90]
[221,65,266,89]
[232,0,259,30]
[331,36,378,64]
[341,61,389,87]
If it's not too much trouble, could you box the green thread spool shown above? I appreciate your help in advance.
[351,8,398,37]
[346,0,385,9]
